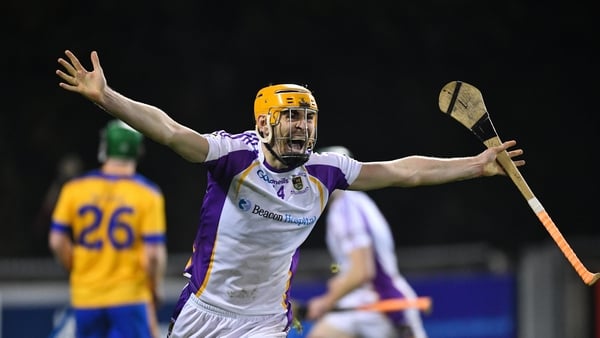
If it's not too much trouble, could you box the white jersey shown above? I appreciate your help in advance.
[325,190,428,337]
[171,130,362,324]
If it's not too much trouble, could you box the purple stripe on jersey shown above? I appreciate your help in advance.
[183,178,227,293]
[358,208,407,325]
[338,194,355,240]
[305,164,350,193]
[285,248,301,330]
[371,257,403,301]
[213,130,260,148]
[183,149,258,295]
[374,258,408,325]
[205,149,259,180]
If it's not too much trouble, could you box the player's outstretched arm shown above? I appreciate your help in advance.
[56,50,208,163]
[350,140,524,190]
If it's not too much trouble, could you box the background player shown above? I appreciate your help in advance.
[305,145,428,338]
[49,119,167,338]
[33,153,84,255]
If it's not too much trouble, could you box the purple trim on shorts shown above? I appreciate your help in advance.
[170,283,194,323]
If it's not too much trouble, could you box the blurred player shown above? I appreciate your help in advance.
[305,146,428,338]
[55,49,524,337]
[48,119,167,338]
[33,153,83,255]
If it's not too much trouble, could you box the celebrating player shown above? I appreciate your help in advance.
[55,49,524,337]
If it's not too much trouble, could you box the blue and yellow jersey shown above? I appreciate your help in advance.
[50,169,166,308]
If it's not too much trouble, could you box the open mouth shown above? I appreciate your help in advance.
[287,140,306,152]
[286,139,306,152]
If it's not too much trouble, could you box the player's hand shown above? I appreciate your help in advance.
[56,50,107,104]
[480,140,524,176]
[306,294,334,320]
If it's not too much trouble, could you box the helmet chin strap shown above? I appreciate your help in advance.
[264,143,309,168]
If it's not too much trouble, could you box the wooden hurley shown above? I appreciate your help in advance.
[438,80,599,286]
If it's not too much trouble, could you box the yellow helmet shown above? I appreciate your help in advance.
[253,84,318,168]
[254,84,318,124]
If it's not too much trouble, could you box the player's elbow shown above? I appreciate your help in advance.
[48,231,66,254]
[351,265,375,285]
[164,125,208,163]
[48,231,73,270]
[362,266,376,283]
[144,244,168,275]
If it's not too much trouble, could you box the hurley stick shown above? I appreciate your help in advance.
[293,296,433,321]
[438,80,600,286]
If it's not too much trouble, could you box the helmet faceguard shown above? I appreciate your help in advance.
[254,84,318,168]
[269,107,318,167]
[98,120,144,163]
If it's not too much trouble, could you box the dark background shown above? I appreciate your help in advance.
[3,1,598,258]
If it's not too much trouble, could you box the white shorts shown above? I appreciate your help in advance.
[318,309,428,338]
[168,293,289,338]
[319,311,400,338]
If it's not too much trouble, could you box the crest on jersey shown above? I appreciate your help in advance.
[292,176,304,190]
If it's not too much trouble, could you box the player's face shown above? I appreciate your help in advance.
[272,108,317,155]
